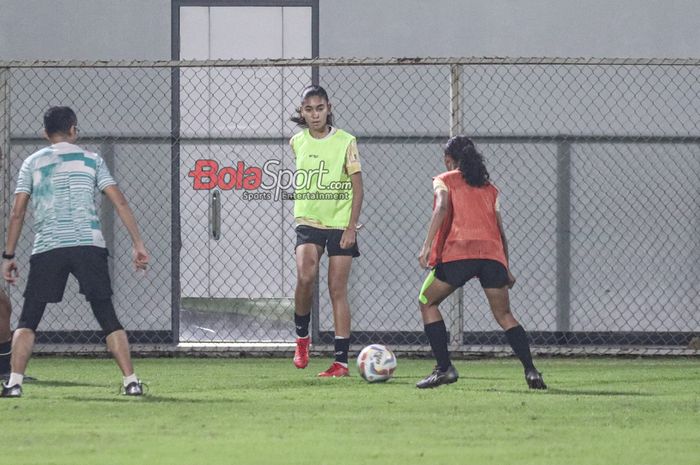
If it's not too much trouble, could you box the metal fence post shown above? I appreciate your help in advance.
[171,64,181,345]
[556,140,572,333]
[449,64,464,349]
[0,67,9,292]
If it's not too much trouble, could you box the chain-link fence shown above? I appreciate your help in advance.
[0,58,698,355]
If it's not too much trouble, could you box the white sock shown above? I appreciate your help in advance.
[8,372,24,387]
[123,373,138,387]
[336,362,348,368]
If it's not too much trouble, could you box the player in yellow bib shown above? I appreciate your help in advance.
[289,86,363,377]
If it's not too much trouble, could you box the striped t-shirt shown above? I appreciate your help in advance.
[15,142,117,255]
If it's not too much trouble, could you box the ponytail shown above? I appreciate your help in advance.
[444,136,490,187]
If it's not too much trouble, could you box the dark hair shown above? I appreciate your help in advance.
[290,85,334,127]
[44,106,77,136]
[444,136,490,187]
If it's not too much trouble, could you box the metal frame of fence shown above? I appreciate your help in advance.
[0,57,698,356]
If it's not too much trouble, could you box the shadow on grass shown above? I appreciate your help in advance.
[457,376,511,381]
[477,387,653,397]
[61,394,248,404]
[31,379,106,388]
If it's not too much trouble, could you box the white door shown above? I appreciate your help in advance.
[179,5,312,341]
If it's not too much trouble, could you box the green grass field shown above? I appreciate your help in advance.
[1,357,698,465]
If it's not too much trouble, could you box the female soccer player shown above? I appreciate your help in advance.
[416,136,547,389]
[289,85,363,377]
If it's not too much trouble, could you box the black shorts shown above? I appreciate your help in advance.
[295,225,360,257]
[24,246,113,302]
[434,259,509,289]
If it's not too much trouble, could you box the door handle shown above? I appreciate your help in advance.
[210,190,221,240]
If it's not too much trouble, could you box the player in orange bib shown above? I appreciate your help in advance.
[416,136,547,390]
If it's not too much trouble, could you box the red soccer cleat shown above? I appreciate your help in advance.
[293,337,310,369]
[317,362,350,378]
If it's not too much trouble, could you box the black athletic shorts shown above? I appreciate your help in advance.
[295,225,360,257]
[24,246,113,302]
[434,259,509,289]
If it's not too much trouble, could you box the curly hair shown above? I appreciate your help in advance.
[444,136,490,187]
[290,85,334,127]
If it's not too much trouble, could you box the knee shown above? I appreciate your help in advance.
[418,292,440,308]
[13,327,36,339]
[328,283,347,304]
[296,260,319,288]
[89,299,124,335]
[18,301,46,332]
[296,270,317,289]
[493,309,514,327]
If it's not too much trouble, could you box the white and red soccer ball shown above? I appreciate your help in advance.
[357,344,397,383]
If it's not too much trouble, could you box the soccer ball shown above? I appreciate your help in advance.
[357,344,397,383]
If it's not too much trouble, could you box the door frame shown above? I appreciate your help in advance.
[170,0,319,343]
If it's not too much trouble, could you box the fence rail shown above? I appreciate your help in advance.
[3,56,700,68]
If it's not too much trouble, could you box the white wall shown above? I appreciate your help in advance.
[319,0,700,58]
[0,0,171,60]
[2,0,700,61]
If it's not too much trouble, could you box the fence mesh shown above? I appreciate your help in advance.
[0,58,698,354]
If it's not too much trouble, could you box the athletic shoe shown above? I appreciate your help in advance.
[0,383,22,398]
[416,364,459,389]
[525,369,547,390]
[294,336,310,369]
[123,381,144,396]
[317,362,349,377]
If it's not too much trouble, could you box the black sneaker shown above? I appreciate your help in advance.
[416,364,459,389]
[123,381,144,396]
[525,369,547,390]
[0,383,22,398]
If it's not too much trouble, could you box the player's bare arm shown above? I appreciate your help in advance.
[103,186,149,271]
[419,189,448,269]
[2,193,30,284]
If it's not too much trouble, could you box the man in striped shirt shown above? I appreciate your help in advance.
[1,107,149,398]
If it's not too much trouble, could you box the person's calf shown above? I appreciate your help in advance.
[9,328,36,375]
[419,303,443,325]
[105,329,134,377]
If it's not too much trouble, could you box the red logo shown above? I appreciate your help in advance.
[187,160,262,190]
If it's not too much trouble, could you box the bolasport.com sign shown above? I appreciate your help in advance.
[187,159,351,201]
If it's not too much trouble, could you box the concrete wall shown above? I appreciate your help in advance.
[0,0,171,60]
[319,0,700,58]
[2,0,699,60]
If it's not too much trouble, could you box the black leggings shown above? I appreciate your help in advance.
[18,297,124,335]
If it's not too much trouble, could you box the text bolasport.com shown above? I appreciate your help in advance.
[188,159,352,201]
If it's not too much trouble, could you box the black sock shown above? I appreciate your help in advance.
[294,313,310,338]
[0,340,11,374]
[505,325,535,371]
[424,320,451,371]
[334,337,350,364]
